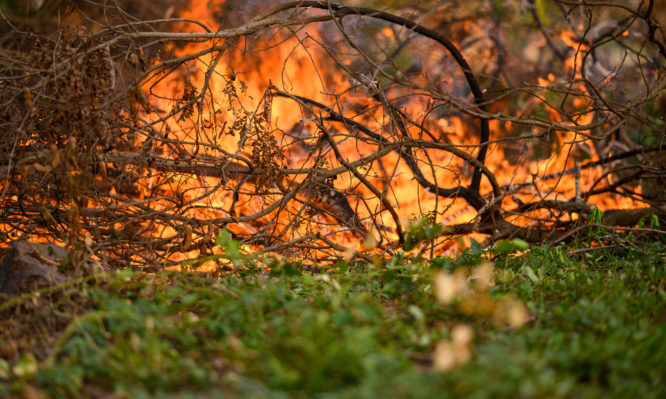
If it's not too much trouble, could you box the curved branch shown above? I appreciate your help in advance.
[261,1,492,196]
[271,90,495,210]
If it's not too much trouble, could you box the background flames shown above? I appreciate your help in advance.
[0,0,663,269]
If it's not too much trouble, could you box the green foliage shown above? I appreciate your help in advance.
[402,216,443,252]
[490,238,530,256]
[2,239,665,398]
[534,0,550,25]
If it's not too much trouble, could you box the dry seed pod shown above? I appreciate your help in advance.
[135,86,152,112]
[203,222,214,243]
[183,224,193,250]
[32,163,50,173]
[23,88,32,108]
[97,154,107,178]
[138,47,146,69]
[128,53,138,67]
[49,145,61,168]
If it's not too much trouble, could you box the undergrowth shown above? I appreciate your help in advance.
[1,235,665,398]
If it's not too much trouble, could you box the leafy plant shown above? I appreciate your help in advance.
[2,239,664,398]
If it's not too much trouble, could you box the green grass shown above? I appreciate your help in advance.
[1,238,665,398]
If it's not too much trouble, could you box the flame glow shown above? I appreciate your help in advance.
[140,0,646,264]
[1,0,655,268]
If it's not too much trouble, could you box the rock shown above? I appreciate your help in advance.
[0,241,68,296]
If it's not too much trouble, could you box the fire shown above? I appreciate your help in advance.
[116,0,649,262]
[0,0,658,268]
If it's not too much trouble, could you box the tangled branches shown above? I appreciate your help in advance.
[0,0,664,268]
